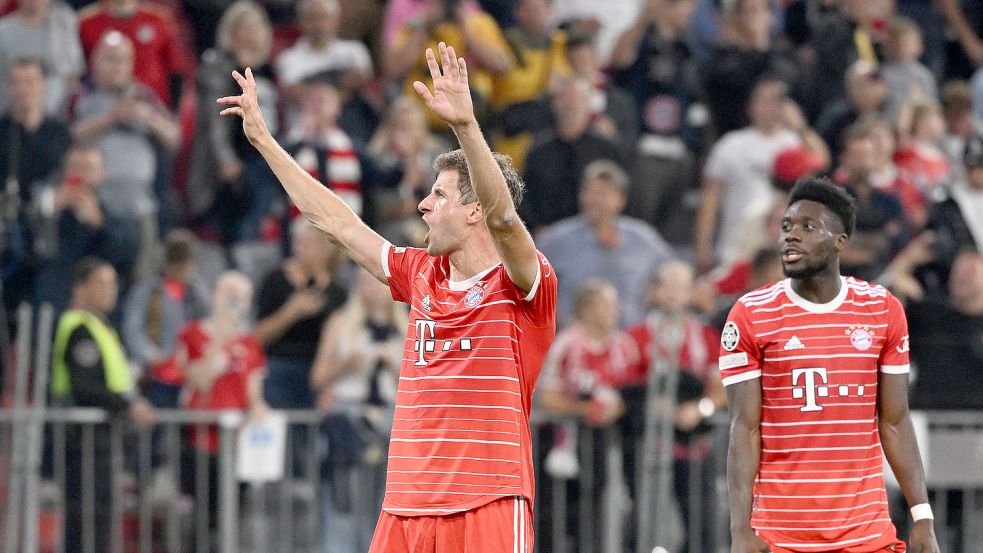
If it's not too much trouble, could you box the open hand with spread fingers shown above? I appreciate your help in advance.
[216,67,272,147]
[412,42,476,128]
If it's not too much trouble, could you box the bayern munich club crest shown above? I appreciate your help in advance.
[846,325,874,351]
[464,285,485,308]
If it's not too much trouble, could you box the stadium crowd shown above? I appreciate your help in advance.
[1,0,983,550]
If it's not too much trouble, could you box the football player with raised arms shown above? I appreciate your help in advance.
[721,177,939,553]
[218,42,556,553]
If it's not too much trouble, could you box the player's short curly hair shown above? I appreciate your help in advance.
[433,149,525,208]
[787,176,856,237]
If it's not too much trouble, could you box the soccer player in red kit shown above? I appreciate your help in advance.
[218,42,555,553]
[721,177,940,553]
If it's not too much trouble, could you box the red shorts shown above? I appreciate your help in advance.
[768,540,906,553]
[367,496,533,553]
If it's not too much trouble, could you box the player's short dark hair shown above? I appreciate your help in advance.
[433,149,525,207]
[787,176,856,237]
[163,229,198,267]
[71,256,111,288]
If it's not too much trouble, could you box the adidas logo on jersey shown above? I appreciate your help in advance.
[784,336,805,350]
[422,295,432,312]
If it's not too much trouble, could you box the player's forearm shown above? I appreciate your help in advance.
[727,417,761,533]
[451,120,518,231]
[879,415,930,507]
[252,134,361,239]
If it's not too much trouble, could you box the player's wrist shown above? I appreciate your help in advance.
[449,117,480,135]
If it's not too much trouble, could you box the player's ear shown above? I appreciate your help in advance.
[834,232,849,250]
[466,202,483,225]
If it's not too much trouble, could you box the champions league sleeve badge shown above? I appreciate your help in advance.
[721,321,740,351]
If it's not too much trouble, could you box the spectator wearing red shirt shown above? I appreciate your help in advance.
[78,0,189,108]
[174,270,266,547]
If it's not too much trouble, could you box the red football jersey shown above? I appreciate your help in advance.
[381,243,557,515]
[78,3,187,106]
[719,277,910,552]
[178,322,265,452]
[540,324,641,394]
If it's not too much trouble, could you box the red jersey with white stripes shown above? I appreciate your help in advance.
[381,243,557,515]
[720,277,910,552]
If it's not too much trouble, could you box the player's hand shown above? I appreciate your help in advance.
[731,528,770,553]
[217,67,273,147]
[909,520,940,553]
[412,42,476,128]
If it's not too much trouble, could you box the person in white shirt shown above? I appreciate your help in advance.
[275,0,373,106]
[694,78,828,272]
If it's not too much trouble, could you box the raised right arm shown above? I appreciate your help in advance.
[217,69,388,283]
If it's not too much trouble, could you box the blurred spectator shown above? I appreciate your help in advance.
[894,100,951,198]
[187,0,278,241]
[0,0,85,115]
[881,16,937,120]
[772,145,829,191]
[906,251,983,410]
[0,58,73,215]
[310,268,403,422]
[920,132,983,291]
[807,0,893,117]
[70,31,181,283]
[309,269,405,553]
[255,219,348,409]
[284,79,362,217]
[610,0,704,244]
[0,58,72,307]
[78,0,190,108]
[698,245,784,330]
[937,0,983,76]
[383,0,509,129]
[624,261,725,552]
[700,0,799,135]
[275,0,372,110]
[973,67,983,123]
[864,116,927,225]
[538,160,675,326]
[179,0,236,55]
[490,0,569,169]
[816,60,888,155]
[176,271,266,546]
[569,31,637,151]
[520,77,625,231]
[379,0,479,49]
[940,79,980,169]
[363,95,448,246]
[122,229,208,408]
[551,0,641,64]
[31,144,139,312]
[836,123,910,280]
[694,78,825,272]
[50,256,155,553]
[537,279,633,551]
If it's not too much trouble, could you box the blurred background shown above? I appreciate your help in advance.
[0,0,982,551]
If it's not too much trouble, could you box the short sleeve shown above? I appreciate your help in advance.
[879,293,911,374]
[516,252,558,328]
[718,300,763,387]
[702,139,731,183]
[382,242,430,304]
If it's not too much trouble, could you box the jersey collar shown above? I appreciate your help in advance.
[448,264,500,292]
[783,276,848,313]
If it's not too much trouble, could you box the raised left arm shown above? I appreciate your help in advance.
[413,43,539,293]
[878,372,939,553]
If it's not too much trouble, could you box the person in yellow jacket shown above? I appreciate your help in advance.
[51,256,154,553]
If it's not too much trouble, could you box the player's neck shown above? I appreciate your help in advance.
[789,272,843,304]
[446,236,500,284]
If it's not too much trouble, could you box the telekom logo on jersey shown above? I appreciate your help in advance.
[791,367,865,412]
[413,319,473,366]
